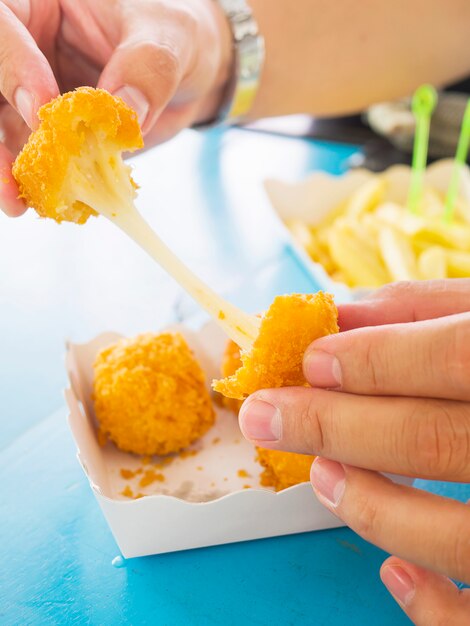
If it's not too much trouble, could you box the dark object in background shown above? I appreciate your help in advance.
[242,79,470,172]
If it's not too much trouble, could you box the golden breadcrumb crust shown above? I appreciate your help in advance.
[213,292,339,399]
[257,448,314,491]
[12,87,143,223]
[93,332,215,456]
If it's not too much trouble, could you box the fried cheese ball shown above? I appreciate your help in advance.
[93,332,215,456]
[257,448,314,491]
[213,292,339,399]
[12,87,143,224]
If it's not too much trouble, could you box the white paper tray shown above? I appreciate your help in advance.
[65,321,413,557]
[264,158,470,301]
[65,322,347,557]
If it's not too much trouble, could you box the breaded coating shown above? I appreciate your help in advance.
[12,87,143,224]
[257,448,314,491]
[213,292,338,400]
[93,332,215,455]
[220,339,244,413]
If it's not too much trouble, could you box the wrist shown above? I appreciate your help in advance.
[193,0,265,127]
[193,0,235,125]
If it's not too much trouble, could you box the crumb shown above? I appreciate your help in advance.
[134,493,145,499]
[120,468,136,480]
[243,485,251,489]
[218,310,226,320]
[234,439,240,444]
[196,466,204,471]
[210,482,215,487]
[237,469,250,478]
[223,477,228,482]
[139,469,165,487]
[141,455,152,465]
[212,437,221,445]
[121,485,134,498]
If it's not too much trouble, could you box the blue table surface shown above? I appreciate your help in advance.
[1,127,468,626]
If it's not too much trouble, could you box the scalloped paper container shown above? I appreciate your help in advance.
[65,322,412,557]
[264,159,470,301]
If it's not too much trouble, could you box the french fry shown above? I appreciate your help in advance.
[345,178,387,218]
[446,250,470,277]
[418,246,447,280]
[378,226,419,281]
[327,220,390,287]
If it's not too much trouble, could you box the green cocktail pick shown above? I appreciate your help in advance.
[443,99,470,223]
[407,84,438,213]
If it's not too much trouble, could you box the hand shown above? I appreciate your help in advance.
[239,279,470,625]
[0,0,232,216]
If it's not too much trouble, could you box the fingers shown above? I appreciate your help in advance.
[309,460,470,584]
[339,280,470,331]
[97,5,195,134]
[0,143,26,216]
[0,3,58,128]
[303,311,470,401]
[239,388,470,481]
[381,557,470,626]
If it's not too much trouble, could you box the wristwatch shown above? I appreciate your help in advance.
[212,0,265,124]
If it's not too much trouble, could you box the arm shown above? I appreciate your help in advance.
[248,0,470,118]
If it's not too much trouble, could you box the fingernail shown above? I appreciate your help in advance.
[14,87,35,128]
[310,457,345,507]
[114,86,149,129]
[239,399,282,442]
[381,566,416,607]
[304,350,342,388]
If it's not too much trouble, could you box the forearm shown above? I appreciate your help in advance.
[247,0,470,118]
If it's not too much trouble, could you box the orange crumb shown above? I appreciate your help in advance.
[196,466,204,471]
[134,493,145,499]
[237,469,250,478]
[93,333,215,456]
[213,293,338,400]
[212,437,221,445]
[223,477,228,482]
[210,482,216,487]
[234,439,240,444]
[121,485,134,498]
[218,310,226,320]
[120,468,136,480]
[257,448,314,491]
[243,485,251,489]
[139,469,165,487]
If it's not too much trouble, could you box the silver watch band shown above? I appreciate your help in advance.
[212,0,265,125]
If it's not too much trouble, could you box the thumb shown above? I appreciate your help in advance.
[381,556,470,626]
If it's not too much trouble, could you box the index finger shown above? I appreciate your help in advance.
[339,280,470,331]
[0,3,58,128]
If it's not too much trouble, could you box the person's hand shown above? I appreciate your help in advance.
[239,279,470,625]
[0,0,232,216]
